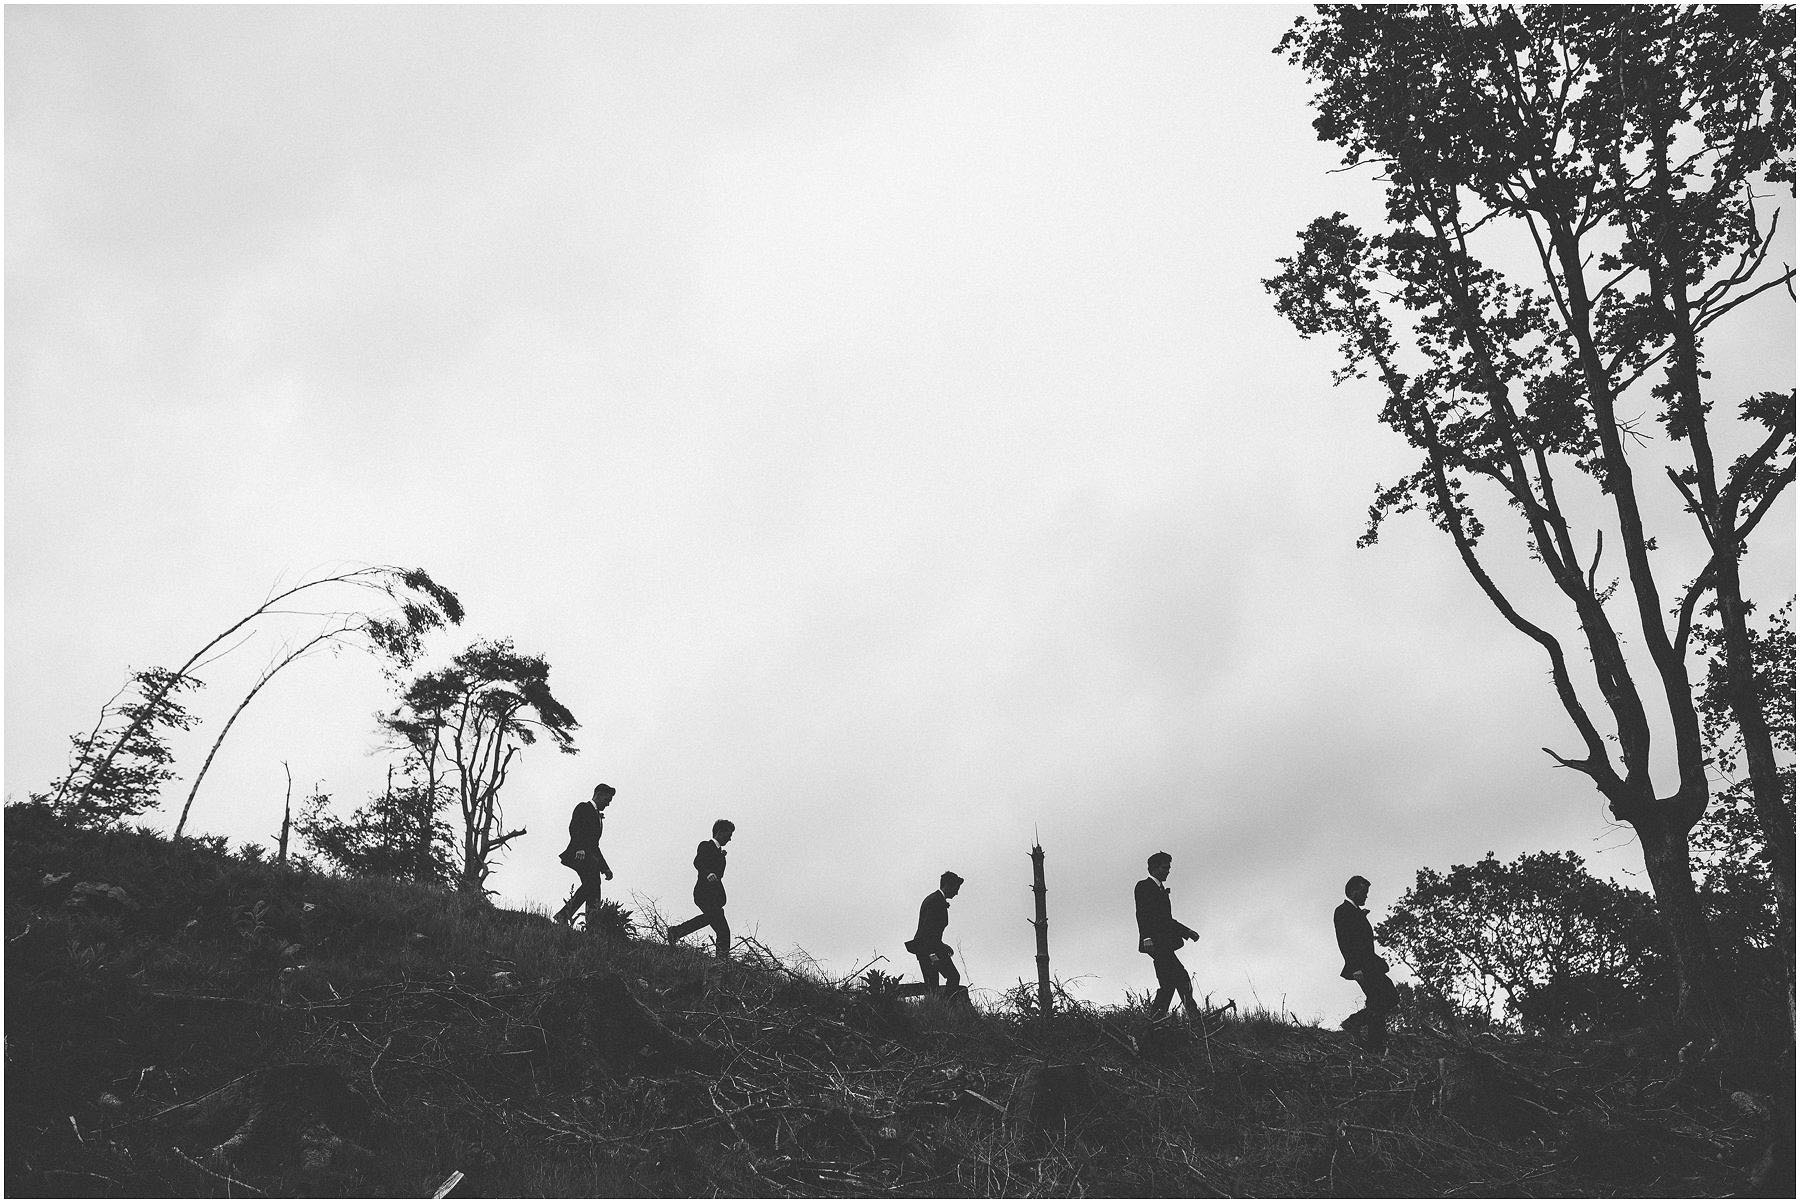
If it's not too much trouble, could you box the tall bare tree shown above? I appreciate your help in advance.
[1266,6,1793,1030]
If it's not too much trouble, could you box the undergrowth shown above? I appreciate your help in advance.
[5,804,1791,1198]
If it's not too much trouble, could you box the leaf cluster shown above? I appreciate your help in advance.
[40,669,204,829]
[389,638,580,754]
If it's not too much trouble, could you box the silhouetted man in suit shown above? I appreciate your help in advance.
[1336,874,1397,1054]
[1136,852,1200,1020]
[904,871,964,996]
[668,819,734,959]
[554,783,614,929]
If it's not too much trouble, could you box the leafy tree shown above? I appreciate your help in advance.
[294,782,457,885]
[1267,5,1793,1030]
[381,639,579,894]
[1379,851,1670,1034]
[50,564,463,827]
[37,668,202,828]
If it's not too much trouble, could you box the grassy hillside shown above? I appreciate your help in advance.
[5,806,1790,1198]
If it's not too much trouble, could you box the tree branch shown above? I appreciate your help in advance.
[1419,409,1618,784]
[1665,468,1713,542]
[1585,530,1605,594]
[1731,462,1794,548]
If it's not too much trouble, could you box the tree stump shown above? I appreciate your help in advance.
[537,973,720,1073]
[1435,1053,1544,1141]
[162,1063,372,1188]
[1008,1062,1093,1137]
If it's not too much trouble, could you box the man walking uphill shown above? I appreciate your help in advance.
[1336,874,1397,1054]
[1135,852,1200,1021]
[903,871,965,998]
[668,819,735,960]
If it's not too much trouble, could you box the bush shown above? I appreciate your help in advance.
[581,898,636,941]
[1379,850,1672,1033]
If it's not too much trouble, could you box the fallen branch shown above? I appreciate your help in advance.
[172,1147,267,1196]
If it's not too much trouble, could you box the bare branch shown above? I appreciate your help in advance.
[1542,746,1591,773]
[1693,270,1798,336]
[175,623,362,837]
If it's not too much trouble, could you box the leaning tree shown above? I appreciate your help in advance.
[382,638,579,895]
[1267,6,1793,1030]
[171,572,464,837]
[45,564,463,832]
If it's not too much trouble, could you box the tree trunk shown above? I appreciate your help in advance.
[1633,808,1735,1032]
[460,826,482,894]
[1712,562,1797,1015]
[174,630,344,838]
[415,768,441,883]
[1660,242,1796,1025]
[277,762,292,866]
[1030,844,1052,1018]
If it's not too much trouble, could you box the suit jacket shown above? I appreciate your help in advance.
[1135,877,1196,954]
[910,890,951,954]
[1334,899,1384,979]
[560,801,609,875]
[693,839,727,910]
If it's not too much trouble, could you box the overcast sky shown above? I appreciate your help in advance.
[7,4,1793,1024]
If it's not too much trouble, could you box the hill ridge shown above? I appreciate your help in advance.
[5,805,1788,1197]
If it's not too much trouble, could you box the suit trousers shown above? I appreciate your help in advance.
[1344,969,1398,1052]
[1148,949,1197,1018]
[669,882,730,959]
[558,859,606,926]
[915,947,960,993]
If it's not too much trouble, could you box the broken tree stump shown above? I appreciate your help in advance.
[1009,1062,1094,1137]
[160,1063,373,1188]
[536,973,720,1072]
